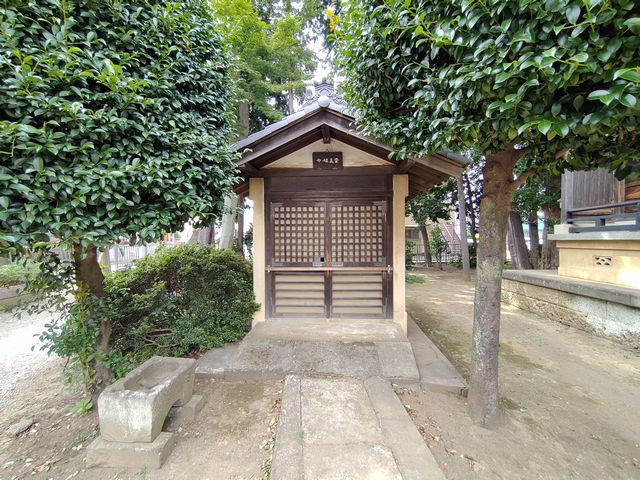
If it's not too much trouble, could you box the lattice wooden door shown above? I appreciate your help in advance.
[268,198,391,318]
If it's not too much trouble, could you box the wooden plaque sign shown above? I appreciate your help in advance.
[313,152,343,170]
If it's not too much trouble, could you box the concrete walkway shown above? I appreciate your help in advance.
[196,318,467,479]
[271,375,446,480]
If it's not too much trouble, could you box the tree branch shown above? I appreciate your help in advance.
[512,169,535,190]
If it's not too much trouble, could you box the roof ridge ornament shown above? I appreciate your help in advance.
[302,79,348,107]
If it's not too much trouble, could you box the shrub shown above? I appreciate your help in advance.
[405,242,415,269]
[406,273,425,284]
[450,244,478,269]
[104,245,258,375]
[44,245,258,384]
[0,261,39,287]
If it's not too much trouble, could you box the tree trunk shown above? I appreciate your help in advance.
[465,173,478,251]
[419,224,433,268]
[542,206,560,269]
[528,214,540,268]
[457,175,471,280]
[468,145,527,429]
[219,193,237,250]
[73,244,112,398]
[288,84,295,115]
[507,206,532,269]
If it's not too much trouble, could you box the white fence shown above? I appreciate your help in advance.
[102,243,167,272]
[53,242,174,273]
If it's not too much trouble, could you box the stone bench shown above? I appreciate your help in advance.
[88,356,203,469]
[98,356,195,443]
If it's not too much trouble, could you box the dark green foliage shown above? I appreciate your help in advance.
[103,246,258,375]
[513,173,562,219]
[43,245,258,382]
[0,0,236,254]
[334,0,640,176]
[213,0,316,133]
[405,242,414,269]
[405,273,425,284]
[407,179,454,228]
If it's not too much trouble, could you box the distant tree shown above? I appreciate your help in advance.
[429,226,448,270]
[462,153,484,250]
[513,173,561,268]
[407,180,454,268]
[212,0,316,133]
[335,0,639,428]
[254,0,341,48]
[0,0,236,391]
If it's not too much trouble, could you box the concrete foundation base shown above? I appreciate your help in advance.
[502,270,640,348]
[197,318,467,393]
[86,432,176,470]
[168,394,204,425]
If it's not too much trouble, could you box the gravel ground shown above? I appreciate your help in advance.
[0,307,59,408]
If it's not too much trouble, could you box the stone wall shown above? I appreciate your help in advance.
[502,271,640,349]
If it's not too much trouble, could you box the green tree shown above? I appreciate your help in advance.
[429,226,448,270]
[0,0,236,390]
[253,0,340,48]
[214,0,316,133]
[334,0,639,427]
[407,180,454,268]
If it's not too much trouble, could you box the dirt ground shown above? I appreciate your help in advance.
[0,309,282,480]
[404,268,640,480]
[3,273,640,480]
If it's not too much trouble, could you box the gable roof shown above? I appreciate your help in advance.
[233,98,468,199]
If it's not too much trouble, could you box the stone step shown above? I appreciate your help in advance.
[196,337,420,382]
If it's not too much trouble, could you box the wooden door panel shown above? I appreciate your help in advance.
[330,202,386,266]
[271,203,325,266]
[272,272,325,317]
[268,197,391,319]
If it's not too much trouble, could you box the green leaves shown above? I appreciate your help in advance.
[588,83,637,108]
[566,5,581,24]
[587,89,616,104]
[0,0,237,255]
[623,18,640,34]
[614,68,640,83]
[568,52,589,63]
[334,0,640,177]
[619,93,637,108]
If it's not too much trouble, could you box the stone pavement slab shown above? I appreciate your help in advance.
[365,377,446,480]
[270,376,303,480]
[197,318,463,389]
[376,341,420,382]
[300,377,383,445]
[249,318,407,342]
[304,443,402,480]
[271,374,446,480]
[292,341,380,378]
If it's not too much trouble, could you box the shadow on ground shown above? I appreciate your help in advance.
[405,269,640,480]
